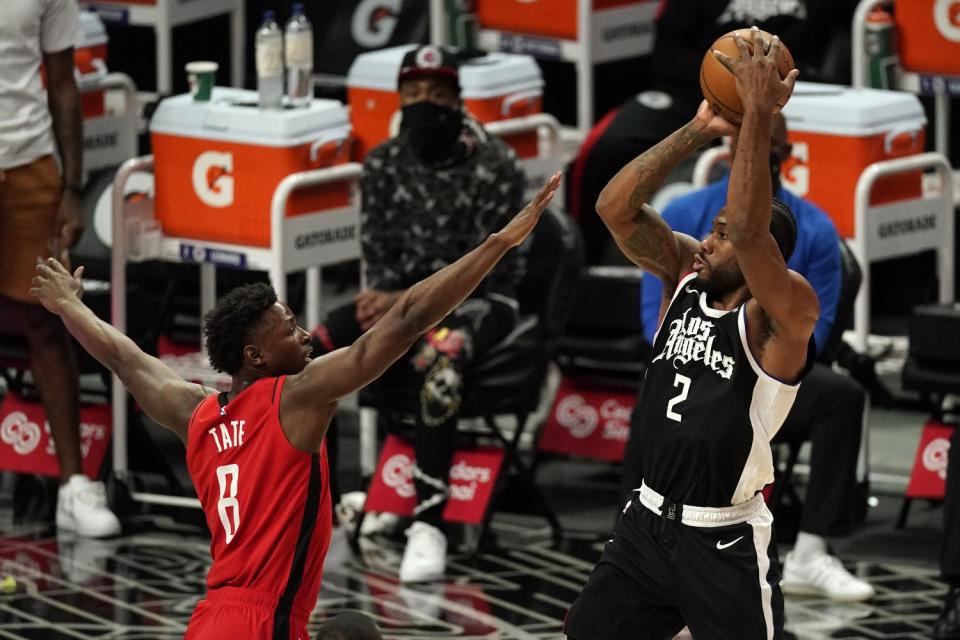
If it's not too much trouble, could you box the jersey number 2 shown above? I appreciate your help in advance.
[666,373,691,422]
[216,464,240,544]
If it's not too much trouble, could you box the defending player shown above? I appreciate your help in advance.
[30,173,562,640]
[564,29,815,639]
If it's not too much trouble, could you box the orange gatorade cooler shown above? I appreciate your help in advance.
[150,89,352,247]
[347,45,543,161]
[780,82,926,238]
[475,0,657,49]
[895,0,960,76]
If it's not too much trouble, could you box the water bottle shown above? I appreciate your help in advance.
[285,3,313,107]
[256,10,284,109]
[865,7,897,90]
[445,0,479,56]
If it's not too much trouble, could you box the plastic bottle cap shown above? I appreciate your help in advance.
[292,3,304,14]
[263,9,274,21]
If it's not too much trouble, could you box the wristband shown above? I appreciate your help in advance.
[62,182,83,196]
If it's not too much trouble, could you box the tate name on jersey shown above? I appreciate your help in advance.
[208,420,245,453]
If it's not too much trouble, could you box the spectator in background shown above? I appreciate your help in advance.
[626,113,873,601]
[568,0,858,264]
[312,45,526,583]
[935,426,960,639]
[0,0,120,537]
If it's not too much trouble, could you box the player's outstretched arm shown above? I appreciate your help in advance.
[715,29,817,343]
[280,173,562,449]
[31,258,207,442]
[595,101,735,289]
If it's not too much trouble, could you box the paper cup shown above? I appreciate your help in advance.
[186,61,218,101]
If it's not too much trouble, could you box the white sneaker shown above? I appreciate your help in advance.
[399,522,446,583]
[56,475,121,538]
[781,551,876,602]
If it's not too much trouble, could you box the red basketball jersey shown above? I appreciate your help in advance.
[186,375,332,634]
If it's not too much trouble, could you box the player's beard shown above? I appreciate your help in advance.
[697,260,745,299]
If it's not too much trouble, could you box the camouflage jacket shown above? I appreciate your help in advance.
[360,113,526,308]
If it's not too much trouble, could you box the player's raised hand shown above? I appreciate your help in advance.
[495,171,562,248]
[693,99,738,138]
[713,26,798,115]
[30,257,85,315]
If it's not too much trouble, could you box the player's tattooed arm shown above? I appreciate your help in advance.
[595,119,714,286]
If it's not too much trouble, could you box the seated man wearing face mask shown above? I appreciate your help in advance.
[312,45,526,583]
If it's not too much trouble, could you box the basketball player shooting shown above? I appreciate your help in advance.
[30,172,561,640]
[564,28,816,640]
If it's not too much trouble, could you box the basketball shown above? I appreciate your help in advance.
[699,28,795,123]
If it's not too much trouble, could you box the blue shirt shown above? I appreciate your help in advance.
[640,175,841,356]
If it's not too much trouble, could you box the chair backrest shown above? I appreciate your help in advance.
[516,207,584,347]
[820,239,863,364]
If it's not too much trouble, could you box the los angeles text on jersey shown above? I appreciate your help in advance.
[208,420,245,453]
[651,307,735,379]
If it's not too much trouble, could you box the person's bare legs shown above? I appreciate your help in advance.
[17,301,82,482]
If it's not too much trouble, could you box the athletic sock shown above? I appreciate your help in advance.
[792,531,828,563]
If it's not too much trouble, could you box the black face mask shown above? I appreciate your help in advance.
[400,101,463,163]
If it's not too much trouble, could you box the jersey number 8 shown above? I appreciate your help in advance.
[216,464,241,544]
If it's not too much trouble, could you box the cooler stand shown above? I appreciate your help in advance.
[486,113,565,207]
[109,157,363,508]
[77,72,139,180]
[79,0,244,97]
[852,0,955,165]
[429,0,658,134]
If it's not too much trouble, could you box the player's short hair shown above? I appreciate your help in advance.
[202,282,278,375]
[314,612,383,640]
[770,198,797,262]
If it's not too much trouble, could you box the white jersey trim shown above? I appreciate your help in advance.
[652,272,699,345]
[698,291,736,318]
[747,505,777,640]
[731,305,802,504]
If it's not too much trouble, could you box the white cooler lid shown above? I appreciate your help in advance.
[347,46,543,97]
[460,52,543,99]
[150,89,351,147]
[782,81,926,135]
[347,45,417,92]
[78,10,107,48]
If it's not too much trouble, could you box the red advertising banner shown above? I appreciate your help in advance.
[364,435,504,524]
[905,421,953,499]
[0,393,111,479]
[538,377,636,462]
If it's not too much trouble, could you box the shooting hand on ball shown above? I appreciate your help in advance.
[713,26,799,115]
[693,100,738,139]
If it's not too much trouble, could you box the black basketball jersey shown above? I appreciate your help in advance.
[635,272,811,508]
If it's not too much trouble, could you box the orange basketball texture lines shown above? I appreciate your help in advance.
[699,29,795,123]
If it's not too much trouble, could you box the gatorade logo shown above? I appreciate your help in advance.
[352,0,400,49]
[781,141,809,197]
[934,0,960,42]
[192,151,234,208]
